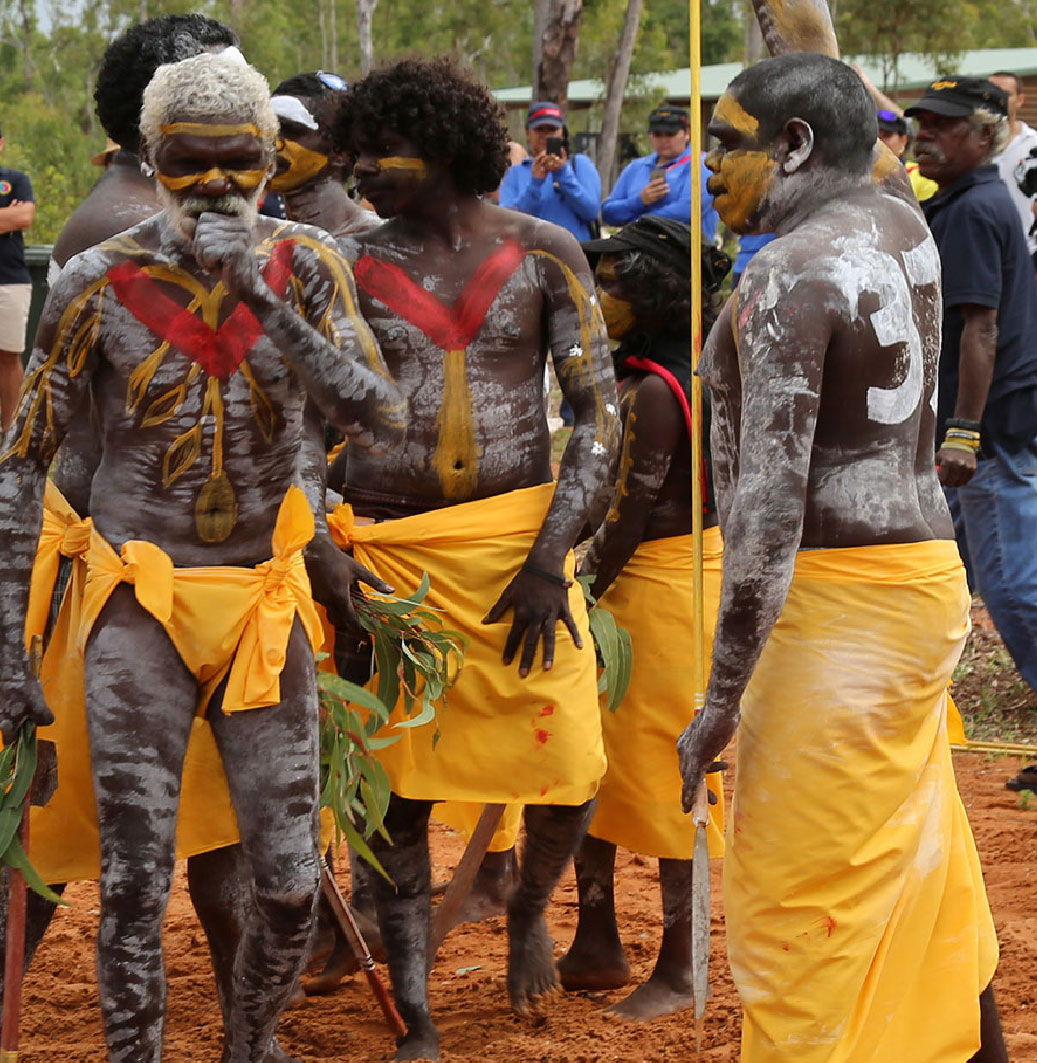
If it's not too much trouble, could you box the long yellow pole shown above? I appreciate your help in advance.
[689,2,705,706]
[688,5,708,752]
[688,0,711,1035]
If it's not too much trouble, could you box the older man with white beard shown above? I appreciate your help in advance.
[0,52,404,1063]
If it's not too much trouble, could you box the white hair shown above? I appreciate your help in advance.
[140,52,278,155]
[970,106,1011,160]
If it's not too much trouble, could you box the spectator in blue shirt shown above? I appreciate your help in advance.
[602,106,718,242]
[499,101,601,241]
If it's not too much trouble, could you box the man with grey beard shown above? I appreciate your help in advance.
[0,52,404,1063]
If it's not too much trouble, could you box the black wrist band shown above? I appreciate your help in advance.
[946,417,982,432]
[522,562,573,588]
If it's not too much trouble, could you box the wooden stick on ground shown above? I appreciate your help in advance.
[0,783,31,1063]
[951,741,1037,756]
[428,803,506,964]
[1,636,44,1063]
[317,857,406,1039]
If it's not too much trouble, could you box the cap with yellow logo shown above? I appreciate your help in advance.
[904,77,1008,118]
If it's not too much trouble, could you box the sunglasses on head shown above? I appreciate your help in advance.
[316,70,348,91]
[877,109,901,123]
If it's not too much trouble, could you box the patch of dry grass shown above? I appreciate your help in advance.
[952,604,1037,744]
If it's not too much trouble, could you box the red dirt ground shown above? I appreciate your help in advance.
[15,751,1037,1062]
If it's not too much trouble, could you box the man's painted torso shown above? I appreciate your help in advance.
[341,209,612,518]
[702,189,952,547]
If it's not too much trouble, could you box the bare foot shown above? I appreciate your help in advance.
[302,935,359,994]
[558,937,630,993]
[394,1022,440,1061]
[507,908,558,1017]
[450,850,520,926]
[605,977,694,1021]
[263,1038,301,1062]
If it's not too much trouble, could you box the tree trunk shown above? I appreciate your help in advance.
[139,0,147,23]
[597,0,643,190]
[228,0,245,34]
[330,0,339,74]
[356,0,378,76]
[533,0,583,109]
[19,0,32,90]
[743,3,765,65]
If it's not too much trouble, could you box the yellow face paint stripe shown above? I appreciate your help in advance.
[713,93,760,136]
[161,121,262,138]
[378,156,427,175]
[156,168,268,192]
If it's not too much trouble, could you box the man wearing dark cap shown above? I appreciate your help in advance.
[910,77,1037,707]
[0,119,36,432]
[601,105,718,242]
[499,100,601,241]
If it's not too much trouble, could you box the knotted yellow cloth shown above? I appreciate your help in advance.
[26,485,324,883]
[78,485,322,715]
[328,483,605,806]
[589,528,724,860]
[727,540,998,1063]
[24,480,93,650]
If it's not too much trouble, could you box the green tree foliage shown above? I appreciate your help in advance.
[836,0,1037,89]
[0,0,1031,242]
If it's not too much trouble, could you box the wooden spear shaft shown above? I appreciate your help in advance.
[1,637,43,1062]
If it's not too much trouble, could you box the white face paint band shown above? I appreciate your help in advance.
[218,45,248,66]
[271,95,319,131]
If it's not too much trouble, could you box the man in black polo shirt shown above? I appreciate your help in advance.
[910,77,1037,721]
[0,120,36,432]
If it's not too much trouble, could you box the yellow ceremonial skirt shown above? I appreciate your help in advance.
[329,483,606,806]
[727,540,998,1063]
[26,485,327,884]
[589,528,725,860]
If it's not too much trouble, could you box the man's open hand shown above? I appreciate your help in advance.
[482,568,582,677]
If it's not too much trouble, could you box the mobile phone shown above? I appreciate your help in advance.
[650,165,666,181]
[546,136,563,156]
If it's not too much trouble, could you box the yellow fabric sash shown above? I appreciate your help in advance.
[728,539,997,1063]
[78,486,322,714]
[25,479,92,649]
[327,483,605,806]
[24,485,328,884]
[590,528,725,860]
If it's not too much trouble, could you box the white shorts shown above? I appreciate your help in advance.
[0,283,32,352]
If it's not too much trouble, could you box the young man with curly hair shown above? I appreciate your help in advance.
[327,57,619,1061]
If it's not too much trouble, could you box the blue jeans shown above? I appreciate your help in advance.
[946,436,1037,694]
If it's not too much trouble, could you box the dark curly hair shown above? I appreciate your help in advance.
[94,15,237,153]
[330,57,509,196]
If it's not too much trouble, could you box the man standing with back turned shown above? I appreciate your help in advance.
[677,54,1006,1062]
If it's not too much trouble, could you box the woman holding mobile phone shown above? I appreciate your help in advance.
[499,100,602,241]
[601,105,719,244]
